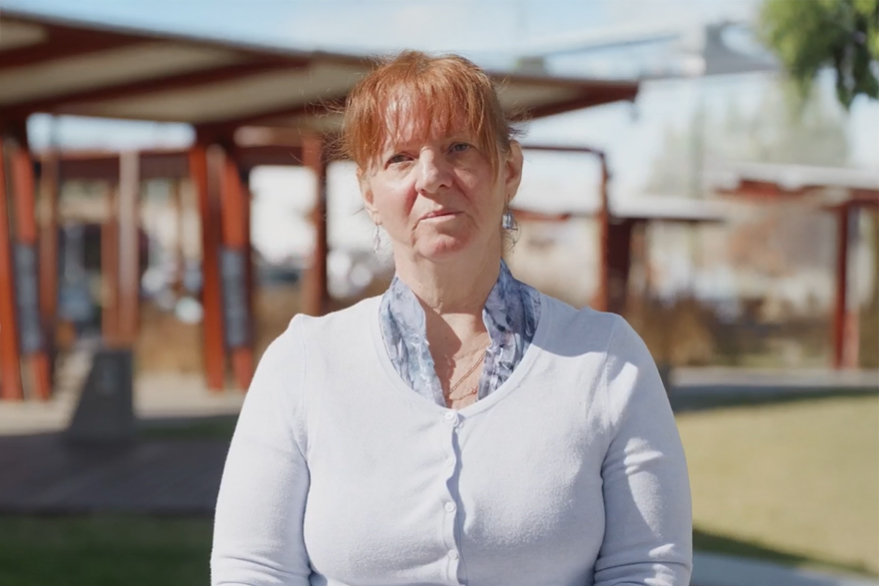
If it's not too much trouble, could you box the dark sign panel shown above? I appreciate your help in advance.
[14,243,42,354]
[220,247,250,349]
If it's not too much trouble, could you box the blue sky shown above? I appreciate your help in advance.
[3,0,758,55]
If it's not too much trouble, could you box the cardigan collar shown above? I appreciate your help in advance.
[378,260,540,406]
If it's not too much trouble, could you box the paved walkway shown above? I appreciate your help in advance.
[0,372,244,437]
[0,432,227,514]
[674,367,878,394]
[694,552,879,586]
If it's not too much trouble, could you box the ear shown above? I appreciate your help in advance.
[503,141,524,205]
[357,167,381,225]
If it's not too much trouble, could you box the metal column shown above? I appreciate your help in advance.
[189,143,226,391]
[302,133,328,317]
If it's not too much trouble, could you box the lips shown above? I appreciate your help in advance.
[422,210,459,220]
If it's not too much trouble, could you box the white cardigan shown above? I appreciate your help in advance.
[211,294,693,586]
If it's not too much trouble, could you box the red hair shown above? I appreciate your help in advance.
[342,51,519,174]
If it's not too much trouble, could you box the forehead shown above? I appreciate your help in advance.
[378,92,477,149]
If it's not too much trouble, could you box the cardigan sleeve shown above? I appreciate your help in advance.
[593,315,693,586]
[211,317,312,586]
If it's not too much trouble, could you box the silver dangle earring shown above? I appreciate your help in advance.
[372,226,381,253]
[502,207,514,231]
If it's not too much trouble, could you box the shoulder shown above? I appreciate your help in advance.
[290,295,381,342]
[536,292,629,357]
[253,295,381,392]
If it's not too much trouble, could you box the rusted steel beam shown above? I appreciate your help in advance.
[197,95,348,135]
[0,28,144,72]
[606,219,635,316]
[218,149,254,391]
[510,209,573,222]
[117,151,140,345]
[101,184,120,347]
[46,146,309,181]
[512,88,637,121]
[0,139,24,400]
[0,61,296,117]
[594,153,610,313]
[38,150,60,386]
[301,133,329,317]
[832,205,851,369]
[189,144,226,391]
[8,130,51,401]
[240,170,256,360]
[171,180,185,295]
[522,144,605,156]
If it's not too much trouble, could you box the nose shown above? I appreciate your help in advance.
[414,149,452,194]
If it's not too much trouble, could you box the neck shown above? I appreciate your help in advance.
[392,241,501,357]
[393,243,501,314]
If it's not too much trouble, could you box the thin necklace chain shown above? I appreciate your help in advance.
[449,351,485,394]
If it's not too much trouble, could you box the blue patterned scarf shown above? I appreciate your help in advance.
[378,260,541,406]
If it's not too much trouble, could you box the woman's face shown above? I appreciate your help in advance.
[359,109,523,264]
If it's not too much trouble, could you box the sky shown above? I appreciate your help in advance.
[4,0,878,261]
[2,0,759,55]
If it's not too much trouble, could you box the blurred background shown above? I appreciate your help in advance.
[0,1,876,585]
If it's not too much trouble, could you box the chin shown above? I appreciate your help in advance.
[416,233,474,261]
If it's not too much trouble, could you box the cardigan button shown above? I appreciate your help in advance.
[444,501,457,513]
[448,550,459,560]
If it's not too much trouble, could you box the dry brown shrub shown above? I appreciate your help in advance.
[624,295,717,367]
[135,301,203,373]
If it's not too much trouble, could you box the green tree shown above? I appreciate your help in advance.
[759,0,879,109]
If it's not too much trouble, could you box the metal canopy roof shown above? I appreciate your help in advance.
[0,9,639,135]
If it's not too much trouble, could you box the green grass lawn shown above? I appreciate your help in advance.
[678,393,879,577]
[0,516,213,586]
[2,393,876,584]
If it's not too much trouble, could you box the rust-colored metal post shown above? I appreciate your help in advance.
[240,169,256,350]
[595,153,610,312]
[172,179,185,295]
[189,143,226,391]
[832,204,850,369]
[0,138,24,401]
[9,132,51,400]
[302,133,328,316]
[219,150,254,391]
[38,150,60,381]
[606,219,634,315]
[101,183,120,346]
[117,151,140,345]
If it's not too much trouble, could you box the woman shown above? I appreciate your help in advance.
[212,51,692,586]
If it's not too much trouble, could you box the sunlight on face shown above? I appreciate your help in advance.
[360,99,515,264]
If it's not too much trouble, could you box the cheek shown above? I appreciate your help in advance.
[370,176,418,222]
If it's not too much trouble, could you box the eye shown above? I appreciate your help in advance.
[386,153,411,166]
[449,142,472,153]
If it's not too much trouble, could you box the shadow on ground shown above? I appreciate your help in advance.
[670,388,878,413]
[693,527,879,578]
[137,414,239,441]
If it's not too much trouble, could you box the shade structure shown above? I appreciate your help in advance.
[715,162,879,370]
[0,8,639,132]
[0,8,642,398]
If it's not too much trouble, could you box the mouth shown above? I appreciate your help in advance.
[422,210,460,221]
